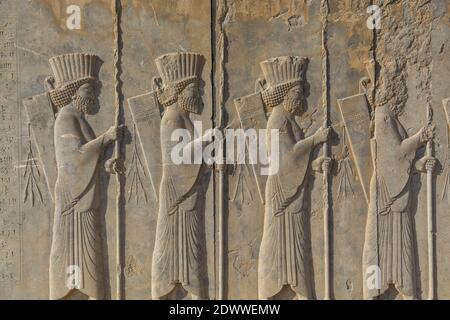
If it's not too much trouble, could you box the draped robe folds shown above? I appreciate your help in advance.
[363,105,418,299]
[50,107,104,300]
[152,113,205,299]
[258,112,313,299]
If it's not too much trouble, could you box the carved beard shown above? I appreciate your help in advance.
[282,96,302,115]
[179,96,202,114]
[73,94,95,114]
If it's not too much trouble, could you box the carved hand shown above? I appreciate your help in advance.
[321,157,332,173]
[415,155,437,173]
[105,124,125,143]
[312,156,332,173]
[426,158,437,172]
[313,127,331,145]
[105,158,126,174]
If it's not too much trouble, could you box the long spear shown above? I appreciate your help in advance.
[426,102,435,300]
[215,0,227,300]
[113,0,125,300]
[320,0,331,300]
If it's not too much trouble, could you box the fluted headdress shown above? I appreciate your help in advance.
[48,53,100,108]
[155,52,205,107]
[260,56,307,108]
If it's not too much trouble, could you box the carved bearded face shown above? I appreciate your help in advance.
[179,82,204,115]
[73,82,97,114]
[282,83,305,115]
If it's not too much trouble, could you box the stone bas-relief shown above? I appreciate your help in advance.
[1,0,450,300]
[235,56,331,300]
[24,53,122,300]
[338,67,436,300]
[129,52,211,300]
[363,104,435,300]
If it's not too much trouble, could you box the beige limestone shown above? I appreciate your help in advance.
[0,0,448,300]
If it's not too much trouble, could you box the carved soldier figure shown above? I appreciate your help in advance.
[129,52,211,300]
[363,103,435,300]
[235,56,331,300]
[25,53,121,300]
[258,56,331,300]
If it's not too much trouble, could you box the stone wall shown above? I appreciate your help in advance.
[0,0,448,300]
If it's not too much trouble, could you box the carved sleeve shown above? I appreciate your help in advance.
[293,134,315,159]
[400,130,423,157]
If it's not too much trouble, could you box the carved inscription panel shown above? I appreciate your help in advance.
[0,18,20,284]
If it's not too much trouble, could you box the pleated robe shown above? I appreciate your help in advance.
[363,105,418,299]
[258,112,313,299]
[50,107,104,300]
[151,112,205,299]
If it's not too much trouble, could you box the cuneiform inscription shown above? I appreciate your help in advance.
[0,19,20,282]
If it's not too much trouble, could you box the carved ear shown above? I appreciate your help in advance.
[152,77,163,92]
[255,78,266,93]
[44,76,55,91]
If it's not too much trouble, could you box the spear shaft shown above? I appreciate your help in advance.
[426,104,435,300]
[320,0,331,300]
[113,0,124,300]
[215,0,227,300]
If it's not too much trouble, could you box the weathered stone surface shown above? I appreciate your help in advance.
[0,0,116,300]
[121,0,214,300]
[0,0,448,300]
